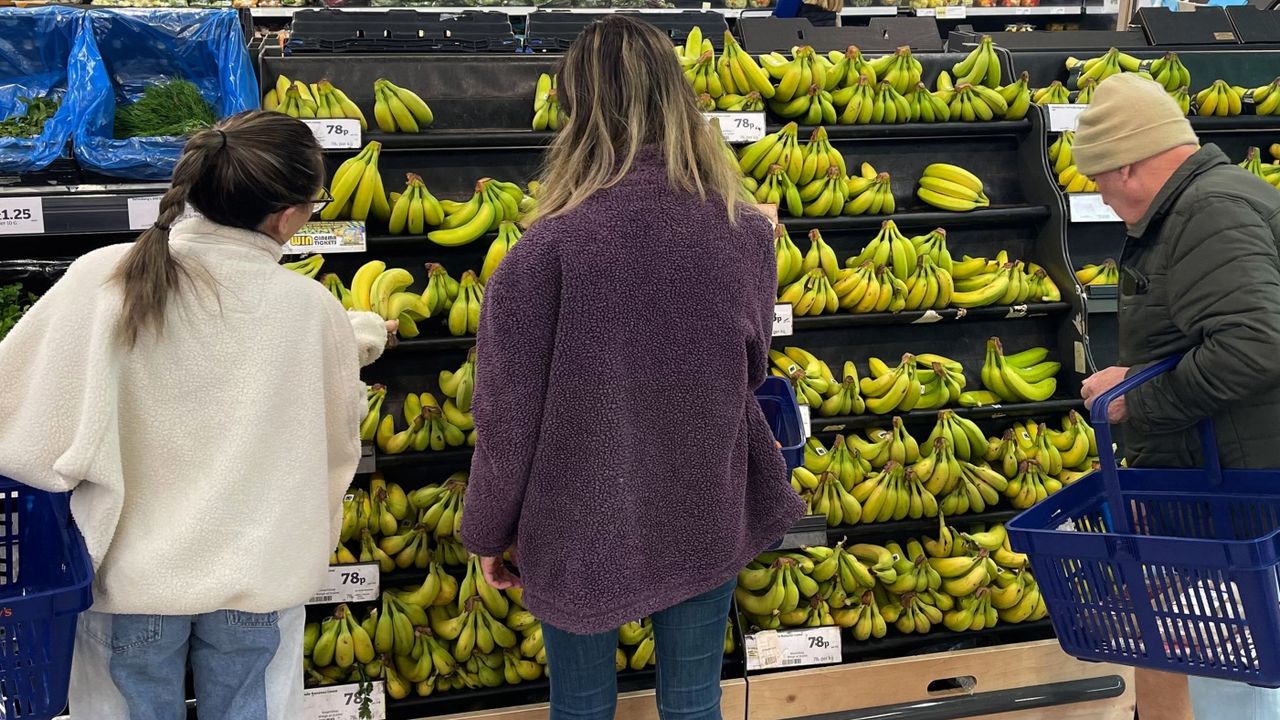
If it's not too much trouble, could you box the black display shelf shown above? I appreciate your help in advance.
[841,618,1055,664]
[330,129,557,152]
[802,205,1051,233]
[781,119,1033,140]
[822,508,1022,547]
[786,303,1070,331]
[386,336,478,353]
[374,446,474,470]
[811,398,1085,434]
[1189,115,1280,132]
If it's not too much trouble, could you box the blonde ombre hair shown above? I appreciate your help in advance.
[530,15,751,224]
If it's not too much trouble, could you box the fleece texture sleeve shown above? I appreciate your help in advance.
[461,233,562,557]
[348,311,389,368]
[1127,196,1280,435]
[747,211,778,388]
[324,303,371,547]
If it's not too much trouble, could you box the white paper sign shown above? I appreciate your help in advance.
[307,563,380,605]
[935,5,966,18]
[772,303,794,337]
[799,404,812,438]
[704,112,767,144]
[127,195,163,230]
[286,221,368,255]
[745,627,842,670]
[303,119,362,150]
[303,682,386,720]
[1068,193,1122,223]
[1046,104,1087,132]
[0,197,44,235]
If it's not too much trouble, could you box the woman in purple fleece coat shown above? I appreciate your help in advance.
[460,15,806,719]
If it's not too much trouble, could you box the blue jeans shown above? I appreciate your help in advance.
[1190,676,1280,719]
[541,580,735,720]
[67,606,305,720]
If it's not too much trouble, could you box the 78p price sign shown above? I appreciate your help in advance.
[703,112,767,144]
[303,119,362,149]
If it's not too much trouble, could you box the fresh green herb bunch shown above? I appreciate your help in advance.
[0,283,36,341]
[114,79,216,139]
[0,96,60,138]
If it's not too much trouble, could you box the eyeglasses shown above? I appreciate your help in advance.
[311,187,334,215]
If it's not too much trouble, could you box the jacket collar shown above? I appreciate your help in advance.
[168,216,285,263]
[1128,144,1230,240]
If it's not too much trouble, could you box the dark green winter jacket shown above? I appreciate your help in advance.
[1118,144,1280,469]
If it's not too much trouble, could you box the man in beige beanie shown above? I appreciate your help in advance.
[1075,73,1280,720]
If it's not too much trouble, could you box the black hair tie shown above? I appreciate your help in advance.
[215,129,228,150]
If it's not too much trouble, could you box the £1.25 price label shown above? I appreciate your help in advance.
[703,112,767,144]
[303,682,386,720]
[303,119,362,150]
[0,197,44,235]
[306,563,380,605]
[745,627,841,670]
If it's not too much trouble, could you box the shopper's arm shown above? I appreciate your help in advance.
[746,211,778,388]
[461,234,561,557]
[1126,196,1280,435]
[322,303,371,546]
[347,310,392,367]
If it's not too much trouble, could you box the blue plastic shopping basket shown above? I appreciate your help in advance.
[756,376,805,471]
[0,476,93,719]
[1007,355,1280,687]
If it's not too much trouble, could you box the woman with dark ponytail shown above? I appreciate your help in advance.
[0,111,391,718]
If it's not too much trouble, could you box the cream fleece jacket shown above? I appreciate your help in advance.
[0,217,387,615]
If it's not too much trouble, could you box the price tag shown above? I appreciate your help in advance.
[911,309,944,324]
[935,5,966,18]
[799,404,812,438]
[0,197,44,235]
[306,563,380,605]
[1045,104,1086,132]
[916,7,936,15]
[303,119,362,150]
[1068,193,1122,223]
[772,303,794,337]
[127,195,163,230]
[1103,0,1119,10]
[745,627,841,670]
[703,112,767,144]
[1074,340,1087,374]
[286,221,367,255]
[303,682,386,720]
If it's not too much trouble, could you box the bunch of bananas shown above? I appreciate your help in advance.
[439,351,477,432]
[715,31,776,100]
[265,77,368,129]
[373,79,434,133]
[849,219,915,281]
[774,225,805,288]
[1049,131,1098,194]
[919,436,1008,516]
[1076,259,1119,286]
[986,414,1098,484]
[916,163,989,212]
[941,81,1010,122]
[764,46,828,105]
[408,472,469,541]
[738,123,803,182]
[429,179,526,247]
[1238,147,1280,188]
[360,385,387,443]
[854,355,918,415]
[952,36,1002,88]
[480,221,522,284]
[1031,81,1070,105]
[820,361,866,416]
[1169,86,1192,115]
[445,271,484,338]
[950,253,1061,307]
[798,127,847,185]
[1150,52,1192,93]
[423,263,461,318]
[844,163,895,215]
[388,174,445,235]
[998,72,1033,121]
[825,46,878,94]
[923,409,986,462]
[1066,48,1141,88]
[904,81,953,123]
[1003,458,1060,509]
[1195,79,1245,117]
[911,228,953,273]
[715,91,765,112]
[799,167,852,217]
[867,46,923,95]
[769,346,835,407]
[804,435,873,489]
[1074,78,1097,105]
[853,460,938,522]
[345,261,425,337]
[308,605,377,676]
[284,254,324,278]
[531,73,567,131]
[1252,78,1280,116]
[619,619,658,670]
[749,164,804,217]
[980,338,1058,403]
[376,391,469,455]
[798,466,864,526]
[322,141,389,223]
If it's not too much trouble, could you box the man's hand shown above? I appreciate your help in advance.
[479,545,521,590]
[1082,365,1131,423]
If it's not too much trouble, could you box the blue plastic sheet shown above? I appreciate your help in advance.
[71,9,258,180]
[0,7,85,173]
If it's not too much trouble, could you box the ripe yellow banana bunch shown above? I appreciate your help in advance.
[945,586,1000,632]
[1074,78,1097,105]
[716,31,776,99]
[998,570,1047,624]
[884,539,943,596]
[1150,51,1192,93]
[769,45,828,106]
[359,384,387,443]
[804,468,864,526]
[779,268,839,317]
[902,256,954,312]
[423,262,461,318]
[837,74,878,125]
[770,346,835,406]
[916,356,968,409]
[1005,458,1060,509]
[947,81,1009,122]
[981,337,1058,403]
[371,265,429,339]
[922,408,984,462]
[852,458,936,522]
[429,178,524,247]
[952,35,1002,89]
[738,122,803,182]
[753,163,804,217]
[373,78,433,133]
[936,447,1009,517]
[797,127,848,185]
[1066,47,1139,89]
[910,228,953,273]
[447,271,484,337]
[480,220,522,285]
[1048,131,1098,193]
[860,355,923,414]
[1057,165,1098,193]
[818,361,866,417]
[322,141,389,222]
[1196,79,1245,117]
[684,49,723,99]
[265,76,369,129]
[799,166,850,218]
[774,224,805,288]
[716,91,765,112]
[998,72,1032,120]
[388,173,445,235]
[865,80,912,124]
[1031,81,1070,105]
[845,163,895,215]
[1237,146,1280,188]
[376,521,431,570]
[1076,259,1119,286]
[916,163,988,212]
[735,556,818,620]
[805,435,874,488]
[905,81,953,123]
[825,46,878,98]
[531,73,567,131]
[882,586,946,635]
[283,253,324,278]
[1047,410,1100,479]
[868,45,923,95]
[1253,78,1280,116]
[931,550,995,602]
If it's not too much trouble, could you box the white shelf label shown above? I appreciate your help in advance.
[772,303,794,337]
[935,5,966,18]
[286,221,368,255]
[306,563,380,605]
[799,404,812,439]
[303,119,362,150]
[1046,104,1087,132]
[745,627,841,670]
[704,112,766,144]
[303,682,386,720]
[1068,193,1122,223]
[0,197,43,235]
[127,195,163,230]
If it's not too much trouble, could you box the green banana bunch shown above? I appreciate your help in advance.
[271,81,318,119]
[818,362,866,418]
[851,219,917,282]
[321,140,390,223]
[844,163,894,215]
[1074,78,1097,105]
[715,91,765,112]
[480,221,522,285]
[910,228,953,274]
[867,45,922,95]
[1150,51,1192,93]
[752,163,804,217]
[267,77,369,130]
[771,46,828,105]
[738,122,803,182]
[998,72,1032,120]
[388,173,445,235]
[409,471,468,540]
[826,45,877,97]
[980,337,1057,403]
[439,349,476,414]
[360,384,386,443]
[429,178,523,247]
[718,31,776,99]
[799,166,849,218]
[1252,78,1280,116]
[804,469,864,526]
[447,271,484,337]
[423,263,461,318]
[321,273,354,309]
[283,254,324,278]
[850,458,935,522]
[838,74,877,125]
[1031,81,1070,105]
[1066,47,1139,89]
[774,224,805,288]
[906,82,952,123]
[916,162,989,212]
[869,80,912,124]
[373,78,433,133]
[1168,85,1192,115]
[769,347,832,407]
[947,82,1008,122]
[1005,458,1059,509]
[683,48,723,99]
[952,35,1001,89]
[531,73,568,131]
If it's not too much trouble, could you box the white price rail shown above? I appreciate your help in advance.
[286,221,368,255]
[704,112,767,144]
[303,119,363,150]
[307,563,380,605]
[772,303,794,337]
[745,627,841,670]
[127,195,163,230]
[1045,104,1087,132]
[1068,193,1122,223]
[303,681,385,720]
[0,197,44,235]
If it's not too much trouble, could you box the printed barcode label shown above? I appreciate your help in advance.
[773,304,794,337]
[306,563,380,605]
[303,681,386,720]
[745,627,841,670]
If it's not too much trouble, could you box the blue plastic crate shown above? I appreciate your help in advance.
[1008,356,1280,687]
[756,376,804,471]
[0,477,93,719]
